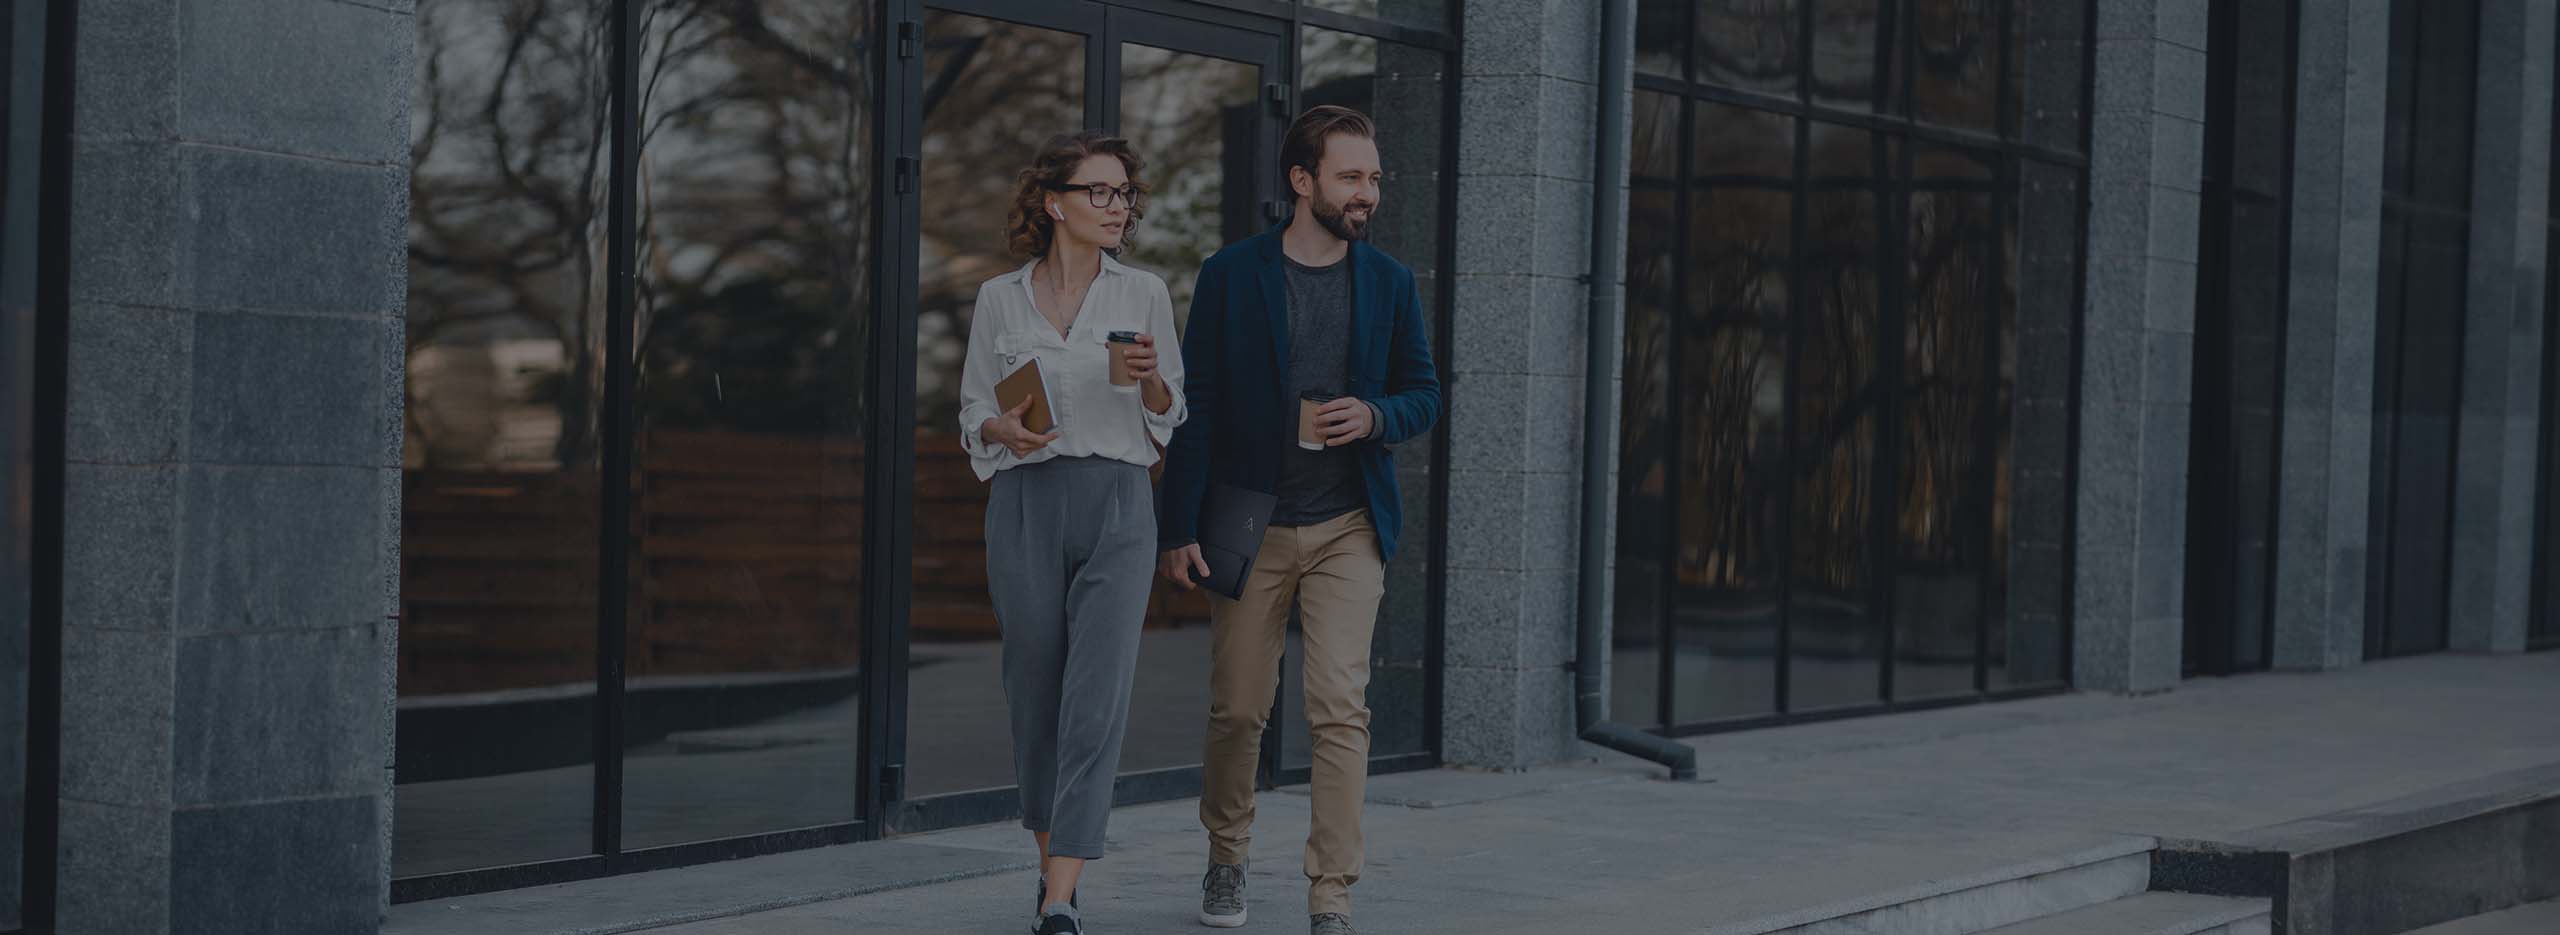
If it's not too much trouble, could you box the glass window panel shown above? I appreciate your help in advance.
[1791,123,1888,711]
[0,3,24,921]
[1672,102,1792,724]
[1994,159,2074,689]
[1892,146,1997,702]
[619,0,875,849]
[2009,0,2088,153]
[397,0,609,876]
[1120,41,1262,776]
[1292,30,1447,763]
[1912,0,1998,130]
[1637,0,1688,78]
[1307,0,1450,33]
[1812,0,1898,113]
[1614,90,1682,727]
[908,11,1086,799]
[1696,0,1803,97]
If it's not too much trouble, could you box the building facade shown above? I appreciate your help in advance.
[0,0,2555,931]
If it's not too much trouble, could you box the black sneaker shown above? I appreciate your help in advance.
[1310,912,1356,935]
[1199,863,1246,928]
[1036,909,1083,935]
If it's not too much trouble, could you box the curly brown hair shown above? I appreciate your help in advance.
[1005,131,1149,259]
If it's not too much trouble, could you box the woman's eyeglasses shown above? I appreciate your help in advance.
[1043,181,1144,209]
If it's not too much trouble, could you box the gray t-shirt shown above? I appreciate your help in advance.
[1273,254,1367,527]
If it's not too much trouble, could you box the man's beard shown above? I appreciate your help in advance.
[1310,190,1373,242]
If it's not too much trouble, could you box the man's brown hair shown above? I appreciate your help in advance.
[1279,105,1376,193]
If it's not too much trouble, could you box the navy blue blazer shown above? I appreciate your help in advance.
[1157,229,1442,560]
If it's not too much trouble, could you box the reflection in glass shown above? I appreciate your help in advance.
[1791,124,1887,711]
[908,12,1086,798]
[1614,91,1681,728]
[1294,30,1447,763]
[1637,0,1688,78]
[618,0,872,849]
[1697,0,1801,97]
[2009,0,2087,153]
[1812,0,1895,113]
[1307,0,1450,32]
[1673,103,1793,724]
[1893,146,1996,701]
[1912,0,1997,129]
[1120,42,1260,776]
[1996,161,2075,688]
[398,0,609,876]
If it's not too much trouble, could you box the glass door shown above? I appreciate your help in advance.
[894,0,1286,823]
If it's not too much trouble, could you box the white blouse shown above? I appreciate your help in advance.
[958,252,1189,481]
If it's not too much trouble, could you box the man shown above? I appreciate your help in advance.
[1156,105,1440,935]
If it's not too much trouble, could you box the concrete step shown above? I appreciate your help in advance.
[1706,836,2156,935]
[2152,762,2560,935]
[2398,898,2560,935]
[1976,892,2272,935]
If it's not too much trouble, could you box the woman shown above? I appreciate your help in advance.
[958,131,1185,935]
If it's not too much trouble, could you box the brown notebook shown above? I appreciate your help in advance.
[994,356,1055,435]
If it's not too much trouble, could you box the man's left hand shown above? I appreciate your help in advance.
[1316,397,1374,446]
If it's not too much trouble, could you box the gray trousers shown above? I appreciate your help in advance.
[985,456,1156,859]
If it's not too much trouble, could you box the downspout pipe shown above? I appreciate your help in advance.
[1577,0,1698,782]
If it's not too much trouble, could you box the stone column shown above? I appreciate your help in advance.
[57,0,408,931]
[2447,0,2556,655]
[2271,0,2390,670]
[1442,0,1611,768]
[2075,0,2211,694]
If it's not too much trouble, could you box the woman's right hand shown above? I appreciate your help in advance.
[980,395,1061,457]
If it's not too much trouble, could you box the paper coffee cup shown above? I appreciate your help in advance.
[1107,331,1143,391]
[1298,391,1339,451]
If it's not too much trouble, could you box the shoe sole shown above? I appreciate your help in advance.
[1198,909,1247,928]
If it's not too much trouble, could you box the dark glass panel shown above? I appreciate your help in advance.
[1811,0,1897,113]
[1790,123,1888,711]
[397,0,609,876]
[1121,41,1262,776]
[1892,145,1996,701]
[1994,160,2076,689]
[1307,0,1450,32]
[1671,102,1793,724]
[1696,0,1802,97]
[0,2,24,920]
[620,0,874,848]
[1294,30,1447,762]
[908,11,1085,798]
[1614,90,1682,727]
[1911,0,1997,130]
[1637,0,1688,78]
[2009,0,2088,153]
[2369,0,2473,658]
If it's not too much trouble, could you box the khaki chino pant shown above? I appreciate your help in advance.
[1200,509,1384,917]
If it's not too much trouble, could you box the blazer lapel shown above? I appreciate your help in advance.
[1258,234,1292,397]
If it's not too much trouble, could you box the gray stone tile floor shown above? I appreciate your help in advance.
[385,651,2560,935]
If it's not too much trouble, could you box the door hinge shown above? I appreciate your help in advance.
[897,20,920,60]
[895,156,917,195]
[880,763,906,803]
[1265,82,1290,117]
[1262,200,1287,224]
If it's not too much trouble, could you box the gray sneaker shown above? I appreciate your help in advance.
[1199,863,1247,928]
[1310,912,1356,935]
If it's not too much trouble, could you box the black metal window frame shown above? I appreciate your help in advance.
[2182,0,2301,677]
[1624,0,2096,737]
[2530,2,2560,655]
[395,0,1459,902]
[4,0,73,928]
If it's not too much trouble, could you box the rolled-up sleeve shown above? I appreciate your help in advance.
[1142,276,1188,446]
[956,282,1008,480]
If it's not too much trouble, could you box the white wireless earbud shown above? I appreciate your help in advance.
[1049,203,1065,221]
